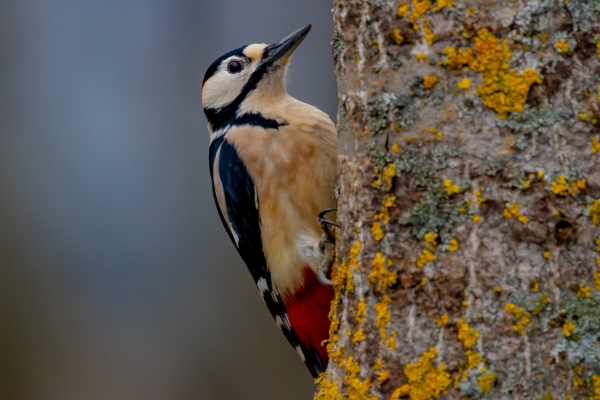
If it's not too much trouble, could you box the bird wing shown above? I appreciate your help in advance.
[209,135,327,378]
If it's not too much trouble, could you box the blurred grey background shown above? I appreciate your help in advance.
[0,1,336,399]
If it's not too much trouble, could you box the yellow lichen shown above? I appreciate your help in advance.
[383,163,396,191]
[417,233,438,267]
[398,2,410,18]
[576,284,592,298]
[387,331,398,350]
[520,179,531,189]
[444,179,460,195]
[562,320,575,337]
[412,0,432,18]
[417,248,436,267]
[445,30,540,117]
[457,77,472,90]
[589,199,600,225]
[352,328,365,344]
[466,350,482,369]
[590,374,600,400]
[371,222,384,241]
[432,0,454,12]
[333,259,354,294]
[478,371,496,394]
[592,137,600,154]
[375,295,392,340]
[344,356,377,400]
[369,253,398,292]
[356,298,367,325]
[543,251,551,259]
[423,20,435,45]
[393,28,405,45]
[423,75,438,89]
[594,273,600,292]
[532,282,539,293]
[555,39,570,55]
[503,203,529,224]
[334,240,362,293]
[415,53,430,63]
[376,370,390,385]
[421,277,428,286]
[494,286,502,293]
[391,143,401,153]
[391,347,451,400]
[315,375,341,400]
[504,303,531,335]
[448,238,459,252]
[473,29,541,118]
[442,46,476,70]
[424,232,438,246]
[466,6,477,16]
[472,214,481,224]
[350,241,362,271]
[436,314,449,326]
[458,317,479,348]
[550,175,586,196]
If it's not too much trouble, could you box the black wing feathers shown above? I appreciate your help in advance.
[208,137,326,378]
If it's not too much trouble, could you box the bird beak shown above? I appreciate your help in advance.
[263,24,312,65]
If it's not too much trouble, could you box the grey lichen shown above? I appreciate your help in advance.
[391,93,418,130]
[458,367,497,400]
[564,0,600,33]
[497,105,564,135]
[549,293,600,366]
[396,143,467,240]
[332,29,345,65]
[365,92,394,135]
[364,91,418,135]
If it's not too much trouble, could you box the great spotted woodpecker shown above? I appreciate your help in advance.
[201,25,337,378]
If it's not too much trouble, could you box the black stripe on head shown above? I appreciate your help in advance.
[202,46,248,88]
[204,47,282,132]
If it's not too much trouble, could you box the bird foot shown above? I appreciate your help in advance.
[316,208,338,286]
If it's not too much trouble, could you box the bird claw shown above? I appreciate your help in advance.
[317,270,334,286]
[316,208,338,286]
[318,208,339,241]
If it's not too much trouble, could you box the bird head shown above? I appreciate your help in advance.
[201,24,311,133]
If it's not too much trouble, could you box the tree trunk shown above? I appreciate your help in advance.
[317,0,600,399]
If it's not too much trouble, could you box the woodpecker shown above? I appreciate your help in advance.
[201,25,338,378]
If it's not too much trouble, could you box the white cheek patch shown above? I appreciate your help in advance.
[202,57,258,110]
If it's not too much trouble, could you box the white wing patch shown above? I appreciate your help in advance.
[296,345,306,361]
[275,313,292,331]
[256,277,269,297]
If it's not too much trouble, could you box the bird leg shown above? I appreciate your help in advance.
[317,208,338,286]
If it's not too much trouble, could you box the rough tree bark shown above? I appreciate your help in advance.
[316,0,600,399]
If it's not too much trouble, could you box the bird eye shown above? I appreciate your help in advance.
[227,60,243,74]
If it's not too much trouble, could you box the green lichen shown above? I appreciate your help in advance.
[396,144,467,240]
[484,156,506,177]
[542,168,585,196]
[496,105,564,135]
[367,142,394,169]
[549,293,600,366]
[458,367,497,399]
[332,29,344,65]
[364,92,418,135]
[564,0,600,33]
[365,92,394,135]
[503,166,530,190]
